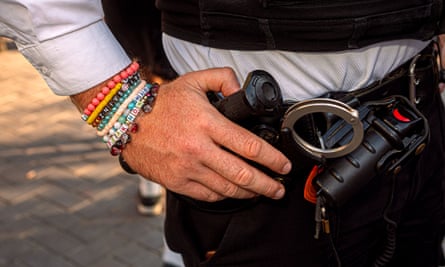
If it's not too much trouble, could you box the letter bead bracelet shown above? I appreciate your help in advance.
[81,61,159,157]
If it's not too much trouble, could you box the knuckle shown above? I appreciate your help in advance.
[261,183,276,197]
[199,117,214,132]
[180,141,201,156]
[174,158,194,173]
[243,138,263,159]
[221,182,240,198]
[220,66,235,76]
[204,191,224,202]
[233,167,254,187]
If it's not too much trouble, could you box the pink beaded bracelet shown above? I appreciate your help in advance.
[81,61,140,122]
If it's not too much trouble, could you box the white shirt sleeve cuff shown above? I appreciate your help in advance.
[17,20,132,96]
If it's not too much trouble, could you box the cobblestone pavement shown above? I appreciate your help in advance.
[0,50,165,267]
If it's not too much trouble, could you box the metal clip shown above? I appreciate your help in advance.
[409,54,422,105]
[314,197,322,239]
[281,98,363,160]
[320,206,330,234]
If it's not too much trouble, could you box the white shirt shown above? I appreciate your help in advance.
[163,35,429,101]
[0,0,429,99]
[0,0,131,95]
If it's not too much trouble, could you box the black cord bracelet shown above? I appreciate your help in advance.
[118,154,137,174]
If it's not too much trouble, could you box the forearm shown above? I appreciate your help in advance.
[70,81,109,113]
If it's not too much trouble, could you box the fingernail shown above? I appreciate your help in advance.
[282,162,292,174]
[274,187,285,199]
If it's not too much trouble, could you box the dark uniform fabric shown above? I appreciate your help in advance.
[157,0,444,51]
[102,0,176,81]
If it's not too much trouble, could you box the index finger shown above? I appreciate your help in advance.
[214,120,292,175]
[203,143,287,199]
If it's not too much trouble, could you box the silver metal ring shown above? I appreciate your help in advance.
[281,98,363,159]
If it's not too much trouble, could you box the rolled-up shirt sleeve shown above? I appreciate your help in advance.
[0,0,131,95]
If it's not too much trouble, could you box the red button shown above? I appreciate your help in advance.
[393,108,411,122]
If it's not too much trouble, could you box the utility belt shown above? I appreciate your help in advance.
[177,42,439,213]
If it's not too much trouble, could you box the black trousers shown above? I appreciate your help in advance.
[164,74,445,267]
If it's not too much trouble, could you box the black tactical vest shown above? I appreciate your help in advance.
[156,0,444,52]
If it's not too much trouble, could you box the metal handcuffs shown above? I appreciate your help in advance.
[281,98,363,160]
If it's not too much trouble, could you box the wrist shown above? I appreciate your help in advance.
[70,82,106,113]
[70,61,160,166]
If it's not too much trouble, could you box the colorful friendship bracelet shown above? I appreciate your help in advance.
[80,61,160,158]
[97,80,147,137]
[81,83,115,121]
[81,61,140,123]
[92,88,127,128]
[91,69,142,127]
[93,71,142,128]
[109,83,154,135]
[86,82,122,125]
[95,78,142,130]
[107,83,159,156]
[104,83,153,145]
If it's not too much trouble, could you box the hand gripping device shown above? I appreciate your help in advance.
[213,70,429,207]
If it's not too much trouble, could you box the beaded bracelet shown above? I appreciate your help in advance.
[81,61,140,123]
[104,83,153,147]
[88,74,141,125]
[93,71,142,129]
[97,80,147,137]
[92,68,142,127]
[106,83,159,156]
[79,62,160,158]
[86,82,123,125]
[95,78,142,130]
[92,87,127,128]
[82,82,121,122]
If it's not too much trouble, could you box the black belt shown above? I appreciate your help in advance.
[323,42,439,113]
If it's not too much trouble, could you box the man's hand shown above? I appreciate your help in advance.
[121,67,291,202]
